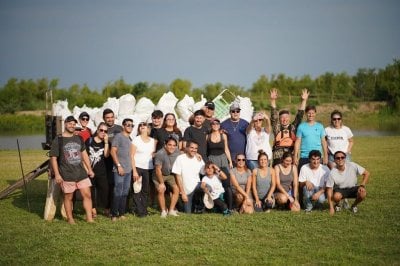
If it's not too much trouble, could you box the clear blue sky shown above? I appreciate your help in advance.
[0,0,399,90]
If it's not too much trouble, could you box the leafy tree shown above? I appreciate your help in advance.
[169,79,191,100]
[353,68,377,101]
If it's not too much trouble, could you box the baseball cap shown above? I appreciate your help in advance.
[204,101,215,110]
[64,115,78,123]
[79,111,90,119]
[229,102,241,111]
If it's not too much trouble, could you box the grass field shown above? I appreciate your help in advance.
[0,136,399,265]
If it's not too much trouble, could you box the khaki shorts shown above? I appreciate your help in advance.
[61,178,92,194]
[152,174,176,189]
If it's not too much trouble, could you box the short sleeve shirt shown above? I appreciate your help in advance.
[298,163,330,188]
[50,135,87,182]
[296,122,326,158]
[154,148,180,176]
[326,162,365,189]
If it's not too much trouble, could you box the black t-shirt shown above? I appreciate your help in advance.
[85,138,107,179]
[183,126,208,160]
[154,128,183,151]
[49,135,87,182]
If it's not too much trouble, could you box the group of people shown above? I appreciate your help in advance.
[49,88,370,224]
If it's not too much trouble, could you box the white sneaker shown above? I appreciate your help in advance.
[351,206,358,213]
[160,210,168,218]
[168,209,179,217]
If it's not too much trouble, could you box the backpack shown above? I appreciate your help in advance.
[274,124,296,148]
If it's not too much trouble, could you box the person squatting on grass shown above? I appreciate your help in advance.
[326,151,370,216]
[50,115,95,224]
[230,153,253,214]
[172,140,205,213]
[274,151,300,211]
[298,150,330,212]
[251,150,276,212]
[153,137,181,218]
[201,161,231,216]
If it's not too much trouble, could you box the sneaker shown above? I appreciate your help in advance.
[305,208,312,213]
[351,206,358,213]
[160,210,168,218]
[168,209,179,217]
[223,209,231,216]
[343,199,350,210]
[335,205,341,212]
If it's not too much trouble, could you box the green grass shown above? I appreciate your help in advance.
[1,137,400,265]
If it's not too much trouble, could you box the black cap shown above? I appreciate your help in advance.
[194,109,206,117]
[65,116,78,123]
[79,111,90,119]
[205,101,215,110]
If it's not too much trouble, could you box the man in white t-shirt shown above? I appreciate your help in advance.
[326,151,369,216]
[298,150,330,212]
[172,140,205,213]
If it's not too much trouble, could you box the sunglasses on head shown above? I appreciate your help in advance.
[99,129,108,133]
[80,117,89,121]
[231,110,240,114]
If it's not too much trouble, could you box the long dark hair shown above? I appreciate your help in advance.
[162,113,181,134]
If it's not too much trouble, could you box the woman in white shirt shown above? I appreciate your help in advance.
[325,110,354,169]
[132,122,155,217]
[245,112,272,170]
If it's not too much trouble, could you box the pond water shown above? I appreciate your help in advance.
[0,130,399,150]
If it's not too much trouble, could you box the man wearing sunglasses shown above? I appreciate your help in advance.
[326,151,370,216]
[221,102,249,163]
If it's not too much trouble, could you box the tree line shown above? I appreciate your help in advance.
[0,59,398,114]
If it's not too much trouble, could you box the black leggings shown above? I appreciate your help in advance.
[132,168,151,217]
[221,167,233,210]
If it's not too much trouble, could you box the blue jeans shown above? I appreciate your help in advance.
[303,186,326,211]
[246,160,259,171]
[183,183,202,213]
[111,172,131,217]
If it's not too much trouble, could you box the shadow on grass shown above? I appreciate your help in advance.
[7,179,49,218]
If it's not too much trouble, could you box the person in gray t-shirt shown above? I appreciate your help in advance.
[109,118,135,221]
[153,137,180,218]
[326,151,370,216]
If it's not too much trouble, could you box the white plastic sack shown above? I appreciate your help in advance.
[134,97,155,123]
[119,94,136,116]
[176,95,195,122]
[236,96,253,123]
[156,92,178,116]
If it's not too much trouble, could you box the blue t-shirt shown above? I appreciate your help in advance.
[296,122,325,158]
[220,118,249,160]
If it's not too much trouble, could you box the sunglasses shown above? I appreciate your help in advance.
[124,124,134,128]
[254,119,263,122]
[99,129,108,133]
[212,122,220,125]
[332,118,342,121]
[139,123,147,127]
[237,158,246,161]
[335,156,346,160]
[231,110,240,114]
[80,117,89,121]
